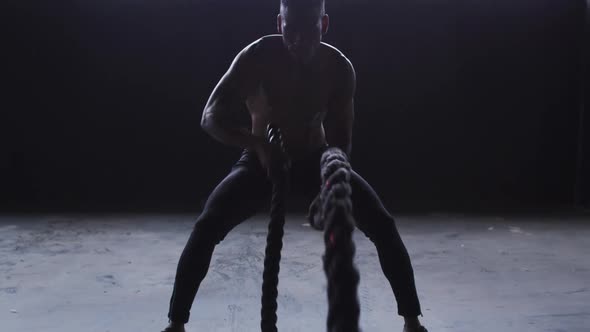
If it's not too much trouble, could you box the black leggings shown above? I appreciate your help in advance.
[168,145,422,323]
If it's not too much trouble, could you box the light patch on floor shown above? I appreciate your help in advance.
[0,213,589,332]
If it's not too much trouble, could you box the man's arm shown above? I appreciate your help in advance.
[201,41,265,150]
[324,55,356,159]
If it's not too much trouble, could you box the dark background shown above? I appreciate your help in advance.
[2,0,588,213]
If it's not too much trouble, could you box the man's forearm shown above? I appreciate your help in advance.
[201,114,263,150]
[339,143,351,160]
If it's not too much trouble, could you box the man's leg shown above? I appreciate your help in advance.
[348,170,423,320]
[167,162,271,325]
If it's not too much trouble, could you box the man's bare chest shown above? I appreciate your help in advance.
[246,66,334,126]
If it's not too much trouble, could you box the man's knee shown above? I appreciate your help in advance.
[192,211,232,245]
[356,214,399,242]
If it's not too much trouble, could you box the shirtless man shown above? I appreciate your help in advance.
[162,0,428,331]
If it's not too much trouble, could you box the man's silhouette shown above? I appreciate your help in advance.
[163,1,428,331]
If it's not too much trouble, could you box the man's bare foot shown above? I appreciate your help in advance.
[161,321,185,332]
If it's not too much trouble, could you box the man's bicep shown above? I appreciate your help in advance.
[202,47,255,126]
[202,73,244,124]
[325,57,356,155]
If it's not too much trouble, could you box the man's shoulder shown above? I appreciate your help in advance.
[240,35,282,58]
[320,42,355,76]
[320,42,345,57]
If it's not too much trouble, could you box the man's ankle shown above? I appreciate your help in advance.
[403,316,421,327]
[168,320,184,327]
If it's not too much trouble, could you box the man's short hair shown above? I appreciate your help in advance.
[280,0,326,14]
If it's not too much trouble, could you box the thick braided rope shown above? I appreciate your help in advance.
[260,175,286,332]
[319,147,361,332]
[261,125,289,332]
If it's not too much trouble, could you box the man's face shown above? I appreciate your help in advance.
[278,5,327,64]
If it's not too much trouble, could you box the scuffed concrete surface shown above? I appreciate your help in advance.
[0,214,589,332]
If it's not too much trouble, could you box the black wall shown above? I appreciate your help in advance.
[2,0,587,212]
[577,0,590,208]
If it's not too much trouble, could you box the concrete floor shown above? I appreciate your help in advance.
[0,213,589,332]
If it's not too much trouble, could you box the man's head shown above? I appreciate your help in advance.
[277,0,329,64]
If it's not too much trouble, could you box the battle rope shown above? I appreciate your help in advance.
[261,124,290,332]
[312,147,361,332]
[260,137,360,332]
